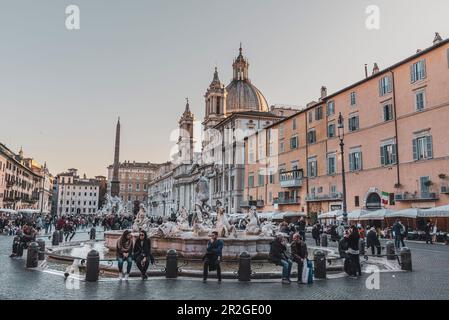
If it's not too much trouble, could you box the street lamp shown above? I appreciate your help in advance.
[337,113,348,227]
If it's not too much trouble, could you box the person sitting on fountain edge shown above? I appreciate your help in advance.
[202,231,223,283]
[269,234,293,284]
[133,230,154,280]
[116,230,134,280]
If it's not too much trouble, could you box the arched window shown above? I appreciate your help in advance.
[366,193,381,210]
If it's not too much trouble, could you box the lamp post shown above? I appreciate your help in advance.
[337,113,348,227]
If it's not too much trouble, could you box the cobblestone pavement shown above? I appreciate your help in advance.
[1,231,448,300]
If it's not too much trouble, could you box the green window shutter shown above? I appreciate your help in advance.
[410,64,415,83]
[426,136,433,159]
[392,144,397,164]
[421,60,427,79]
[379,78,383,96]
[349,153,354,171]
[380,146,385,166]
[412,138,418,160]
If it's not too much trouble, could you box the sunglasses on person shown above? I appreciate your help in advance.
[139,233,145,237]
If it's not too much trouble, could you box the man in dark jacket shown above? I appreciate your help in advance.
[291,233,308,284]
[312,223,321,246]
[269,234,292,284]
[347,225,361,278]
[366,227,381,255]
[203,231,224,282]
[133,230,154,280]
[392,220,405,249]
[296,217,306,241]
[425,222,433,244]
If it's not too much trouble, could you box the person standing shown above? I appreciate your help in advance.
[392,220,404,249]
[425,222,433,245]
[202,231,224,282]
[337,223,345,240]
[297,217,306,241]
[291,233,308,284]
[133,230,154,280]
[269,234,292,284]
[366,227,381,256]
[116,230,134,280]
[347,225,361,279]
[312,223,320,246]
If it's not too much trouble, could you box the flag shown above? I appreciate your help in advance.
[381,192,389,205]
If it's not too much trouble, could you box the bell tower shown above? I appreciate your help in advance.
[178,98,195,164]
[203,67,227,130]
[232,44,249,81]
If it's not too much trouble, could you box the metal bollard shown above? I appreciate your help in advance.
[359,238,365,256]
[386,241,395,260]
[52,230,60,246]
[313,250,326,279]
[26,242,39,268]
[37,239,45,261]
[238,251,251,282]
[400,247,412,271]
[89,227,96,240]
[165,249,178,279]
[85,250,100,282]
[320,234,328,247]
[59,230,64,243]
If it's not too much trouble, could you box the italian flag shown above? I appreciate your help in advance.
[381,192,389,205]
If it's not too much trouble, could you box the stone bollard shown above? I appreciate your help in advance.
[37,239,46,261]
[238,251,251,282]
[26,242,39,268]
[400,247,412,271]
[12,235,22,256]
[59,230,64,243]
[320,234,328,247]
[313,250,326,279]
[89,227,96,240]
[165,249,178,279]
[359,238,365,256]
[386,241,395,260]
[52,230,60,246]
[85,250,100,282]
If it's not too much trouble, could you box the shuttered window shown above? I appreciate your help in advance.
[380,143,397,166]
[413,135,433,161]
[410,60,426,83]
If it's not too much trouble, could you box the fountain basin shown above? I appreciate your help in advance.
[104,230,274,260]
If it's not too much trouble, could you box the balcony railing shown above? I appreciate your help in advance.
[279,170,303,188]
[305,192,343,202]
[395,192,439,201]
[240,200,265,208]
[274,197,301,205]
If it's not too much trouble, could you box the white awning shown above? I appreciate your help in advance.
[0,208,17,214]
[418,205,449,218]
[283,211,307,218]
[358,209,395,221]
[385,208,419,219]
[347,209,369,220]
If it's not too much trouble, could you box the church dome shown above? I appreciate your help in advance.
[225,80,269,113]
[225,45,269,113]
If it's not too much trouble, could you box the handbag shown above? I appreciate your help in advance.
[301,260,309,283]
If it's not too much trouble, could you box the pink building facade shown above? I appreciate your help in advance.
[244,36,449,222]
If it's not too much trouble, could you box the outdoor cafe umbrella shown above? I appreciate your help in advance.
[283,211,307,219]
[347,209,369,220]
[318,210,343,219]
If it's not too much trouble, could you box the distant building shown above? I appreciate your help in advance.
[54,169,100,216]
[0,144,53,211]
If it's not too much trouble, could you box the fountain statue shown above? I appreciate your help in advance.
[177,206,190,231]
[132,204,150,232]
[245,206,261,235]
[192,171,213,236]
[215,201,237,238]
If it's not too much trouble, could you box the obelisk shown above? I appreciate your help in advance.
[110,117,121,197]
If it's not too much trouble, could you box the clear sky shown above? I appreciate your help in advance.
[1,0,448,178]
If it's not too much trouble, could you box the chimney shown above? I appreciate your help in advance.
[433,32,443,45]
[372,63,380,75]
[320,86,327,100]
[364,64,368,78]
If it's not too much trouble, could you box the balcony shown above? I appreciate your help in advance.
[274,197,301,205]
[240,200,265,208]
[305,192,343,202]
[395,192,439,202]
[279,170,303,188]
